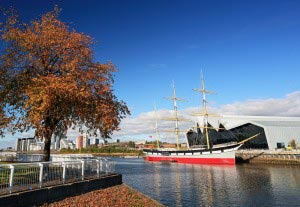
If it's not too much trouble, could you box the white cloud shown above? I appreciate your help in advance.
[112,91,300,142]
[112,108,195,142]
[219,91,300,116]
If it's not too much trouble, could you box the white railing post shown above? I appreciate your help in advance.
[0,158,111,196]
[81,160,85,180]
[39,163,43,188]
[110,161,113,173]
[62,162,66,184]
[106,161,109,174]
[110,161,114,173]
[100,159,103,173]
[9,165,14,193]
[96,159,100,178]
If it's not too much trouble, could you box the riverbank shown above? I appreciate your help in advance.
[236,149,300,164]
[40,184,164,207]
[59,147,143,157]
[91,152,141,157]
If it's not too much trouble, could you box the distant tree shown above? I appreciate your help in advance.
[128,141,135,148]
[288,139,297,149]
[0,7,130,161]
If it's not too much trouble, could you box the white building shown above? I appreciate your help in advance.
[29,141,44,151]
[15,138,35,152]
[82,135,90,148]
[90,138,101,145]
[197,115,300,150]
[15,137,75,151]
[60,138,76,150]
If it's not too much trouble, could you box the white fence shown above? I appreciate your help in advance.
[0,158,115,195]
[0,152,95,162]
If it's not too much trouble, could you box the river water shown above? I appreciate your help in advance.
[113,158,300,207]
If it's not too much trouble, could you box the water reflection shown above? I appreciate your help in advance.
[174,165,182,207]
[114,158,300,207]
[153,163,161,200]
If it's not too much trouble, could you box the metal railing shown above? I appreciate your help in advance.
[0,158,115,195]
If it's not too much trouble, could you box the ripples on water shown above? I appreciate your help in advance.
[113,158,300,207]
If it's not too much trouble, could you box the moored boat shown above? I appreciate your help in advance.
[143,143,240,164]
[143,72,259,165]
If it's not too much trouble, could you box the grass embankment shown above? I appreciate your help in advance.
[90,153,141,157]
[59,146,144,157]
[0,162,12,164]
[40,184,164,207]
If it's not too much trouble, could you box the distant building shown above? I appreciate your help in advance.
[76,135,91,149]
[54,139,60,150]
[94,138,100,145]
[6,147,13,151]
[15,139,21,151]
[195,115,300,150]
[76,135,83,149]
[15,138,35,152]
[161,143,176,148]
[21,139,26,151]
[135,141,146,149]
[87,138,91,146]
[180,143,187,148]
[83,135,90,148]
[15,136,75,152]
[29,140,44,151]
[60,138,76,150]
[90,138,100,145]
[135,141,146,145]
[53,127,67,150]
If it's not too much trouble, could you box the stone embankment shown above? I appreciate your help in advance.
[236,150,300,164]
[40,184,165,207]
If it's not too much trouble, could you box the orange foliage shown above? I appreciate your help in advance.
[0,7,130,160]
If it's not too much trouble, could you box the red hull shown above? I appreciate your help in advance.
[145,156,235,165]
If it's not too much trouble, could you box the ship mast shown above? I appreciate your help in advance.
[154,102,160,148]
[201,72,210,149]
[164,83,188,150]
[192,71,216,149]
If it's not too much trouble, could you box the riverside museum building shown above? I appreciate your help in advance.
[191,115,300,150]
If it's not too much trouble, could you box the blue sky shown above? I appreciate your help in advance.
[1,0,300,147]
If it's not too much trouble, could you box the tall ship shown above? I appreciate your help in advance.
[143,74,259,165]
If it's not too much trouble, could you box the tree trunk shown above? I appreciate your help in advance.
[42,116,55,162]
[43,134,51,161]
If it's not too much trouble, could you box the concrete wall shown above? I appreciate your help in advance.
[0,174,122,207]
[236,150,300,164]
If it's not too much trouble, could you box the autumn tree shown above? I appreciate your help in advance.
[0,7,130,161]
